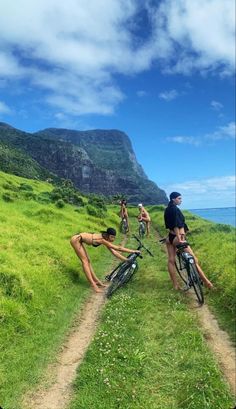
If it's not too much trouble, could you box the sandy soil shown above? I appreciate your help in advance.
[24,291,106,409]
[24,235,235,408]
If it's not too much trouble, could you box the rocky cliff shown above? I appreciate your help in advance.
[0,123,168,204]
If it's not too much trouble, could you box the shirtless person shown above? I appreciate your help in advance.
[70,227,140,292]
[138,203,151,237]
[120,199,129,232]
[164,192,213,290]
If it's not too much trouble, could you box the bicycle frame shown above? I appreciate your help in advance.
[159,238,204,304]
[176,243,204,304]
[106,235,153,297]
[138,220,146,238]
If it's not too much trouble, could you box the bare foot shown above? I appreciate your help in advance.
[97,281,109,288]
[92,284,104,293]
[205,281,213,289]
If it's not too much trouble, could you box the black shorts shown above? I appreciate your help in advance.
[168,232,176,244]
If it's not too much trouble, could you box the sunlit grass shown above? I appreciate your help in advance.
[68,230,234,409]
[0,171,120,409]
[149,206,236,343]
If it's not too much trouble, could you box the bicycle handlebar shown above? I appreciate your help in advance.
[132,234,154,257]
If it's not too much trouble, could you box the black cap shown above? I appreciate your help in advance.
[169,192,181,200]
[103,227,116,236]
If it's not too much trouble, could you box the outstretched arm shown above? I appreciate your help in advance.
[103,239,139,254]
[108,247,128,261]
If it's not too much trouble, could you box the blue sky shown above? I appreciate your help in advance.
[0,0,235,209]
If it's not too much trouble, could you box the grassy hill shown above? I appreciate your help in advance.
[67,217,234,409]
[0,171,235,408]
[148,205,236,341]
[0,170,121,409]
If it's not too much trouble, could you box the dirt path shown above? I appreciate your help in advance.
[194,302,235,395]
[158,231,235,395]
[24,237,128,409]
[24,292,106,409]
[25,233,235,409]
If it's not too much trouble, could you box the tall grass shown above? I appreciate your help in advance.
[68,231,234,409]
[149,205,236,342]
[0,171,120,409]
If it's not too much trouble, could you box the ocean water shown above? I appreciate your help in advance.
[189,207,235,227]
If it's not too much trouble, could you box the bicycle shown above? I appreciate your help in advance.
[105,235,153,298]
[138,219,146,239]
[120,217,129,234]
[159,238,204,304]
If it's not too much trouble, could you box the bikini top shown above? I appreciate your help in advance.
[91,233,102,247]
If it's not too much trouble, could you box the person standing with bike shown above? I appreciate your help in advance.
[70,227,140,293]
[138,203,151,237]
[119,199,129,233]
[164,192,213,290]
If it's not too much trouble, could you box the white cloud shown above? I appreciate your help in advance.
[159,89,178,101]
[211,100,223,111]
[165,175,235,208]
[166,135,200,146]
[166,122,236,145]
[0,101,12,115]
[0,0,234,115]
[206,122,235,141]
[154,0,235,75]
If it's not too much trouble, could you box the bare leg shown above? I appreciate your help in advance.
[70,236,103,293]
[187,246,213,288]
[166,242,180,290]
[87,257,108,288]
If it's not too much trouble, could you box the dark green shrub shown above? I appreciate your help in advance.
[210,224,233,233]
[37,191,52,204]
[73,195,85,207]
[2,193,15,202]
[88,195,107,212]
[86,204,105,218]
[2,182,19,192]
[19,183,33,191]
[55,199,65,208]
[50,189,63,202]
[23,191,37,200]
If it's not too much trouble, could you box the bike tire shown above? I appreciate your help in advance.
[106,263,137,297]
[189,263,204,304]
[106,277,123,297]
[105,262,122,281]
[119,263,138,285]
[175,256,188,285]
[138,223,145,239]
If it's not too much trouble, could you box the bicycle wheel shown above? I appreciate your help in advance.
[106,263,137,297]
[106,264,129,297]
[139,222,145,238]
[119,262,138,285]
[106,276,123,297]
[105,262,122,281]
[175,255,188,285]
[189,263,204,304]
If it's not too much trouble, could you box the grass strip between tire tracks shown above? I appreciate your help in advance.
[68,230,234,409]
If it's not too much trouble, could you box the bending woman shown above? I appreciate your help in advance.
[70,227,140,293]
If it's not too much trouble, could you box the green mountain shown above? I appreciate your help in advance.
[0,122,168,204]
